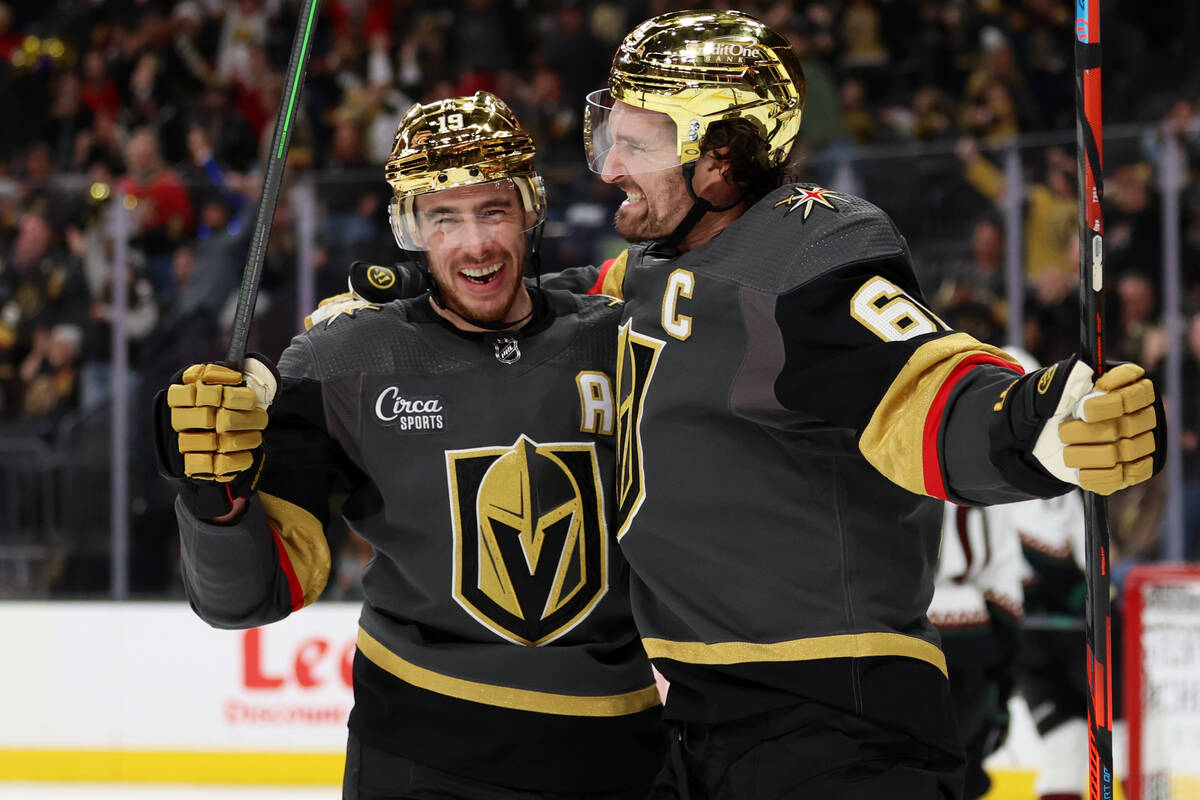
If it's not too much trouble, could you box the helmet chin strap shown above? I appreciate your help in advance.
[429,289,536,332]
[659,161,742,250]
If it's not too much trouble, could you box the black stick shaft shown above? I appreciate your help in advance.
[1074,2,1115,798]
[226,0,321,367]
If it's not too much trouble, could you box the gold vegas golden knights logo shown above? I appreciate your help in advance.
[446,435,608,646]
[615,321,664,540]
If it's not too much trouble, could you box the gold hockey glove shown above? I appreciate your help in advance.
[1045,362,1159,494]
[992,355,1164,497]
[153,355,278,519]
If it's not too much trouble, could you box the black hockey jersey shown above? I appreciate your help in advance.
[575,184,1042,752]
[174,289,665,792]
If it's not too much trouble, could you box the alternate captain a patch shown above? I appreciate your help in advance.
[446,435,608,646]
[774,185,843,221]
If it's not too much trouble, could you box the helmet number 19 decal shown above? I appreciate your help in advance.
[434,113,465,133]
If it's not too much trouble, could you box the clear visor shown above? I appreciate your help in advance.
[389,176,546,252]
[584,89,684,178]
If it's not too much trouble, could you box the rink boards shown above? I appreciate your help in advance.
[0,602,1105,798]
[0,602,353,783]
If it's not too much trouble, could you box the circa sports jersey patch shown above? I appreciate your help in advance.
[373,386,445,433]
[774,185,843,221]
[445,435,608,646]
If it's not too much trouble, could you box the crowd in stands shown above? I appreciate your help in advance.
[1,0,1199,594]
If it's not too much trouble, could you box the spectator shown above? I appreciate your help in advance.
[80,48,122,120]
[1105,161,1162,287]
[0,2,20,62]
[321,121,387,262]
[787,23,844,155]
[961,26,1039,140]
[43,72,94,170]
[80,257,159,411]
[18,323,82,430]
[931,216,1008,310]
[541,2,609,111]
[216,0,268,86]
[0,211,91,367]
[447,0,517,91]
[840,77,881,145]
[957,137,1076,286]
[117,127,194,301]
[183,125,245,228]
[186,84,258,173]
[1113,271,1160,365]
[165,1,220,95]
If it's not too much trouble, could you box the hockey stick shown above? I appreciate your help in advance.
[225,0,321,367]
[1073,2,1114,798]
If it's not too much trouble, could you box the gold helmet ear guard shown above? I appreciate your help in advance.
[595,9,805,170]
[385,91,546,251]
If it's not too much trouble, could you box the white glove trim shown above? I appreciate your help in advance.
[1031,360,1095,485]
[242,356,277,410]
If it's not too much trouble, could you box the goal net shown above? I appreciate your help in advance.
[1124,564,1200,800]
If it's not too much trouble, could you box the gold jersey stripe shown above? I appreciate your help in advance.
[641,631,948,678]
[259,491,331,609]
[598,249,629,300]
[858,333,1018,496]
[357,628,662,716]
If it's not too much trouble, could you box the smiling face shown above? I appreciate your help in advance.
[413,181,532,328]
[598,102,691,243]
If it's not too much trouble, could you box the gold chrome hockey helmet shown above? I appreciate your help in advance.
[584,9,805,176]
[386,91,546,251]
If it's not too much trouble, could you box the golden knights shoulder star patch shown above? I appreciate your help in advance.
[774,185,843,221]
[445,435,608,646]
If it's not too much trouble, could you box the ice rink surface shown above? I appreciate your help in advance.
[0,785,338,799]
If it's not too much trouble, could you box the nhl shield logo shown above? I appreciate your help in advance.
[446,435,608,645]
[493,336,521,364]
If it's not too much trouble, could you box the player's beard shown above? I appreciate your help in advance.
[433,249,529,326]
[613,170,690,243]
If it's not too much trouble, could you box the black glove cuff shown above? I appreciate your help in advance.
[988,358,1078,498]
[175,451,264,519]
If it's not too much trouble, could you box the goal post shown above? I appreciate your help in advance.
[1123,564,1200,800]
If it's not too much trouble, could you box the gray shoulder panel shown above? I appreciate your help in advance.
[543,292,621,369]
[684,184,907,295]
[281,301,473,381]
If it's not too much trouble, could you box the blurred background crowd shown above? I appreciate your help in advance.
[1,0,1199,600]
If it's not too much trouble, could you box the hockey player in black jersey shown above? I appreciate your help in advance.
[565,10,1166,800]
[154,92,665,799]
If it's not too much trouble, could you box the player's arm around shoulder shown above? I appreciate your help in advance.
[541,253,626,300]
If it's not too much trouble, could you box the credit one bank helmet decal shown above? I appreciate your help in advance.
[386,92,547,252]
[584,9,806,178]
